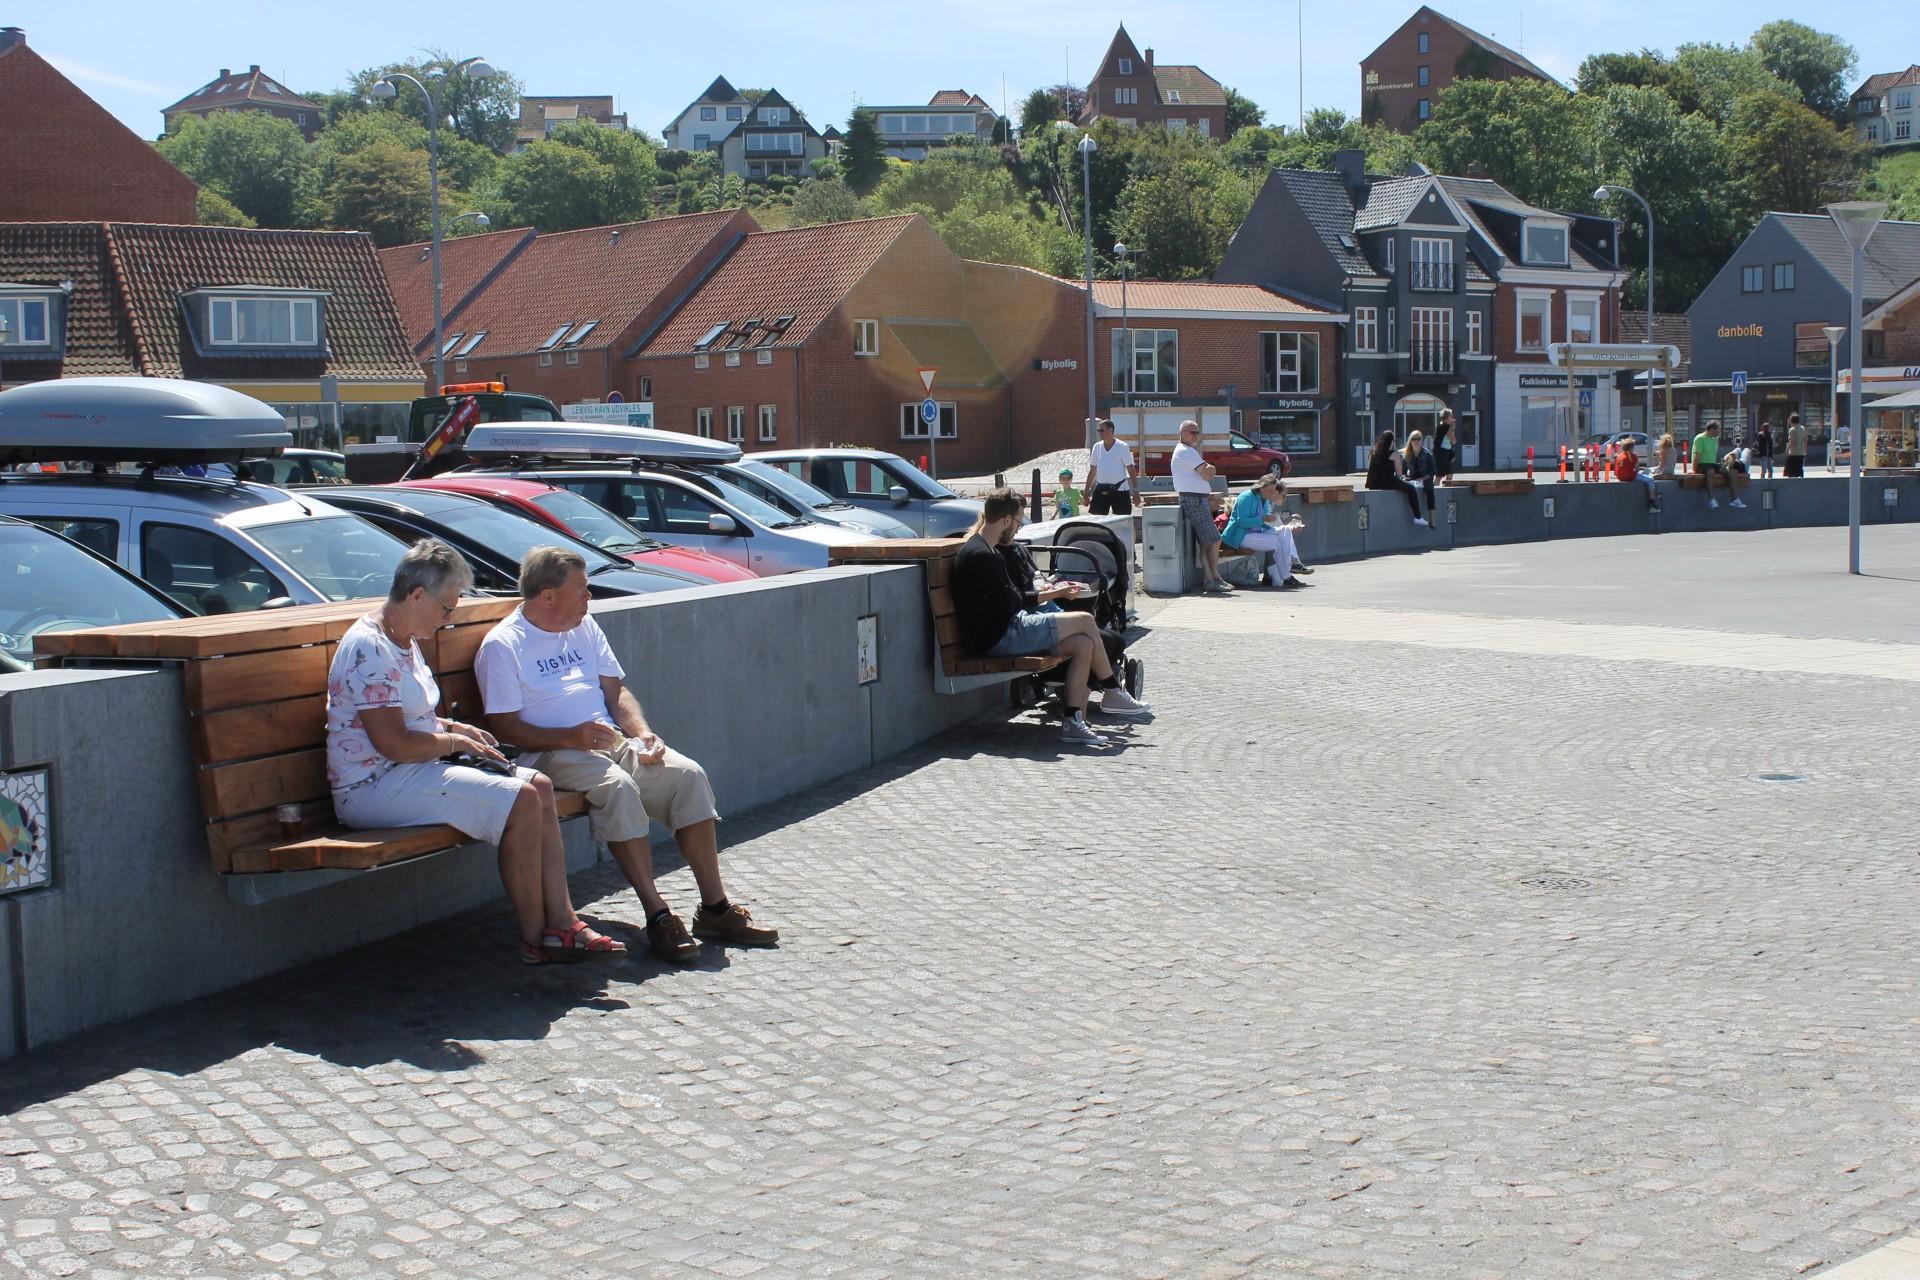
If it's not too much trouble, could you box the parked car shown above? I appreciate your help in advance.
[320,486,708,597]
[715,459,916,539]
[1604,432,1652,455]
[1141,431,1290,481]
[242,448,349,486]
[389,475,757,585]
[754,449,984,537]
[0,514,189,671]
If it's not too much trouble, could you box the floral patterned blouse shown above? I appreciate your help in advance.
[325,615,442,794]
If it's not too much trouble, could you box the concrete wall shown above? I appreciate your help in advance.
[0,564,999,1059]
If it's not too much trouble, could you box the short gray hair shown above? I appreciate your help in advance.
[389,538,472,603]
[520,545,588,598]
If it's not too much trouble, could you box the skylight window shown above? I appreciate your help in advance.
[754,316,794,347]
[538,323,573,351]
[562,320,598,347]
[455,330,487,356]
[693,322,730,351]
[440,332,466,355]
[724,319,764,350]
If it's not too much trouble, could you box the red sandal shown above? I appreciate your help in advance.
[541,919,628,962]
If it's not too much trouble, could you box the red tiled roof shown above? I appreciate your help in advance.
[1151,66,1227,108]
[384,209,756,361]
[0,222,421,382]
[378,227,534,353]
[163,65,318,116]
[639,214,922,356]
[1088,281,1335,316]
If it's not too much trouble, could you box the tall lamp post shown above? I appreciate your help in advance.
[1827,201,1886,576]
[1823,324,1845,473]
[1114,241,1132,408]
[1595,184,1654,434]
[1078,132,1098,452]
[371,56,496,391]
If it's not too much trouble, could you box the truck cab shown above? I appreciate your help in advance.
[347,383,567,482]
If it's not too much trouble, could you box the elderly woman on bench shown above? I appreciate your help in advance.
[324,538,625,965]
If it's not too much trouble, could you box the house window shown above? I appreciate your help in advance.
[640,377,653,400]
[207,295,318,347]
[1897,89,1914,110]
[1864,330,1886,362]
[1257,409,1320,454]
[1410,308,1453,373]
[565,350,580,365]
[452,358,467,374]
[700,106,717,121]
[1517,293,1551,352]
[1353,307,1378,352]
[1114,87,1138,105]
[759,106,789,124]
[1899,119,1913,140]
[1772,263,1795,291]
[539,353,553,367]
[879,114,904,133]
[1741,265,1765,293]
[694,354,710,369]
[854,318,879,355]
[1418,32,1430,53]
[1197,117,1211,137]
[1382,237,1395,274]
[1567,296,1599,344]
[1118,57,1133,74]
[726,406,745,442]
[1111,327,1179,395]
[696,408,714,438]
[1166,89,1182,103]
[693,134,711,150]
[1410,237,1453,290]
[1417,99,1431,120]
[724,351,741,367]
[1794,321,1833,368]
[899,401,957,439]
[1867,123,1880,141]
[1521,222,1568,266]
[0,295,51,346]
[726,106,743,120]
[758,404,777,442]
[756,349,772,365]
[1464,309,1483,354]
[1386,309,1396,351]
[1260,331,1321,394]
[1168,118,1188,133]
[1418,66,1430,87]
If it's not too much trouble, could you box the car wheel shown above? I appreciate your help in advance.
[1267,461,1286,478]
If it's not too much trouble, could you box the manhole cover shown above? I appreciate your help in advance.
[1750,772,1808,783]
[1518,873,1593,892]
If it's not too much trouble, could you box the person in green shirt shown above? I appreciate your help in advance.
[1052,469,1083,519]
[1690,423,1744,510]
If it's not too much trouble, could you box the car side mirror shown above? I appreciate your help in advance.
[888,485,910,503]
[706,513,739,535]
[260,597,298,610]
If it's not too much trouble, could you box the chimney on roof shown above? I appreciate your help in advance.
[0,27,24,53]
[249,64,259,74]
[1144,48,1154,68]
[1331,149,1369,205]
[1465,160,1485,178]
[219,68,230,79]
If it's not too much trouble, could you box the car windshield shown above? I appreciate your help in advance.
[730,460,846,511]
[424,501,627,569]
[528,489,662,555]
[881,457,959,500]
[247,516,411,602]
[683,474,803,528]
[0,522,180,662]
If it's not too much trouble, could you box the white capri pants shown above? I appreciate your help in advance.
[333,761,538,846]
[1235,526,1299,581]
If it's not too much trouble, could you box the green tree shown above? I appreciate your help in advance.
[1669,42,1792,126]
[1749,20,1856,121]
[1223,87,1264,137]
[194,188,255,227]
[1019,86,1062,134]
[789,177,866,225]
[1730,90,1866,214]
[1110,141,1254,278]
[1224,108,1416,177]
[869,144,1065,270]
[348,52,523,153]
[1416,79,1597,211]
[842,108,888,194]
[1577,50,1690,101]
[324,141,432,245]
[156,112,315,227]
[1863,152,1920,222]
[498,144,608,230]
[547,119,657,215]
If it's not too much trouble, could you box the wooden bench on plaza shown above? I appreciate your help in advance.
[830,540,1068,687]
[1440,477,1536,495]
[34,598,587,875]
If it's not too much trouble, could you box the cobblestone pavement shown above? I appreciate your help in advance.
[5,535,1920,1279]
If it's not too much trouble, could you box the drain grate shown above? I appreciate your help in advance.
[1750,772,1808,783]
[1519,873,1594,892]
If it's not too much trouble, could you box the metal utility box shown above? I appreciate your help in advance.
[1142,503,1195,595]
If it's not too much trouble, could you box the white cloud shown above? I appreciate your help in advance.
[43,55,171,97]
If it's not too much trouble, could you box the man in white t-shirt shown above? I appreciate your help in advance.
[1170,419,1230,594]
[1083,419,1138,516]
[476,546,779,962]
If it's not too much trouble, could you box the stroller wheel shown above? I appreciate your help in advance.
[1125,658,1145,700]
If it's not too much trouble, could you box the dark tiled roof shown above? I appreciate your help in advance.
[1434,175,1614,271]
[1271,170,1374,278]
[0,222,419,382]
[696,75,742,104]
[385,210,756,360]
[1620,311,1691,380]
[1429,7,1559,85]
[1151,65,1227,108]
[1770,213,1920,307]
[1353,176,1430,231]
[163,66,318,116]
[378,228,535,353]
[641,215,922,356]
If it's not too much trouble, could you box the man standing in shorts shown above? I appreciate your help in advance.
[1084,419,1138,516]
[1171,419,1229,593]
[477,546,780,962]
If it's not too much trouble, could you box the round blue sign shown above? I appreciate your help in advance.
[607,391,624,404]
[919,397,940,426]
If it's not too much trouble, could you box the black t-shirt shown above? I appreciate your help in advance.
[952,534,1029,655]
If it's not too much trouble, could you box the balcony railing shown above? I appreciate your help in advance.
[1410,339,1456,375]
[745,137,803,155]
[1410,262,1455,292]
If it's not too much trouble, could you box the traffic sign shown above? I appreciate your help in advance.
[919,397,940,427]
[606,390,624,404]
[1578,389,1594,409]
[918,367,938,394]
[1731,371,1748,395]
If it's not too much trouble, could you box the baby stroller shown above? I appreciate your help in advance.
[1002,532,1144,708]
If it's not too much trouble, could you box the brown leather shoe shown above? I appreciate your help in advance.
[692,902,780,946]
[645,910,701,963]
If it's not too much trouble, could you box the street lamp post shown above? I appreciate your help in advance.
[1826,201,1887,576]
[371,57,495,391]
[1823,324,1845,474]
[1078,132,1098,454]
[1595,184,1655,435]
[1114,241,1132,409]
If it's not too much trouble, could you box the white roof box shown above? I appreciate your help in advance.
[464,422,743,464]
[0,377,293,465]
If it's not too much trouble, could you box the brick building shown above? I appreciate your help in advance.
[0,28,199,224]
[513,96,629,152]
[1360,6,1557,134]
[163,64,323,141]
[1080,25,1228,137]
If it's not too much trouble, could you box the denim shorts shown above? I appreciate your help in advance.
[986,610,1060,657]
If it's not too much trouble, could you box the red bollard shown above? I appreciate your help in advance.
[919,454,928,472]
[1558,446,1568,481]
[1527,446,1535,480]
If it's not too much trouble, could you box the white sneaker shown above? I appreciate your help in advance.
[1098,687,1152,718]
[1730,498,1747,509]
[1413,517,1430,527]
[1060,716,1101,744]
[1709,499,1719,509]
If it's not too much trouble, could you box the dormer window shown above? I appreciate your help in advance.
[0,293,53,348]
[182,287,326,354]
[1522,221,1569,266]
[1118,58,1133,74]
[759,105,789,124]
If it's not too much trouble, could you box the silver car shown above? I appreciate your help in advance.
[0,514,189,670]
[716,459,916,539]
[754,449,983,537]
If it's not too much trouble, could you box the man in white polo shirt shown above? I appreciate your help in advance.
[1083,418,1138,516]
[476,546,779,963]
[1171,419,1230,594]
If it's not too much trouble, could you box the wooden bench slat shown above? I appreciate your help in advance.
[185,644,332,712]
[201,748,329,821]
[195,695,327,763]
[934,613,964,647]
[928,586,956,618]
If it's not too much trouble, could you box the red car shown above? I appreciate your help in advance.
[1143,431,1291,481]
[400,476,757,584]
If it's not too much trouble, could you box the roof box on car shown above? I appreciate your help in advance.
[463,422,743,465]
[0,377,293,465]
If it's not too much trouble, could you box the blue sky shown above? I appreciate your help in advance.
[27,2,1889,141]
